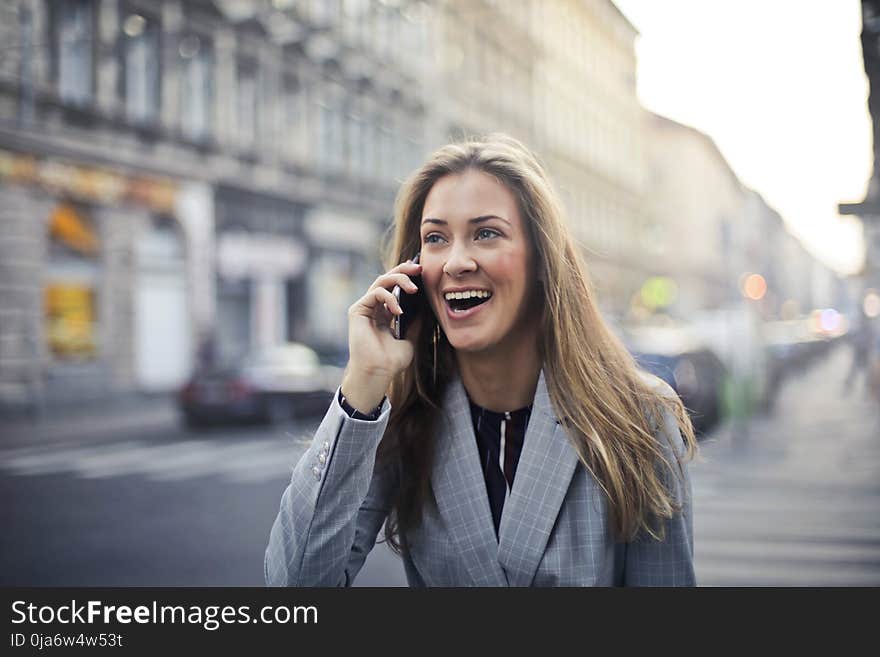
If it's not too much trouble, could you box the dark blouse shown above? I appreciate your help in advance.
[337,388,533,537]
[468,397,533,537]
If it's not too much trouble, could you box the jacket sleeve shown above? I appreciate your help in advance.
[622,391,696,587]
[264,390,399,587]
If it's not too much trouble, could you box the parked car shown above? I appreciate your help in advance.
[631,347,727,439]
[178,342,342,428]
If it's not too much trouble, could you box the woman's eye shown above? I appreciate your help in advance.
[423,233,445,244]
[476,228,501,240]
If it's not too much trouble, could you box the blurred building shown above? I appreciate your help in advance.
[840,0,880,318]
[2,0,851,419]
[430,0,643,318]
[746,190,813,320]
[531,0,643,318]
[0,0,430,414]
[430,0,537,144]
[642,112,841,321]
[642,112,746,316]
[0,0,657,416]
[641,110,854,399]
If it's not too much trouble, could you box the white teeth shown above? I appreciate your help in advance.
[444,290,491,301]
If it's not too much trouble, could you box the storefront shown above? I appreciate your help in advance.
[45,202,101,362]
[0,148,188,411]
[214,187,308,364]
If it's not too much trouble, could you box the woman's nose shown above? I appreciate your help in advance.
[442,245,477,278]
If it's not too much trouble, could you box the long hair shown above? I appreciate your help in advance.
[378,133,697,551]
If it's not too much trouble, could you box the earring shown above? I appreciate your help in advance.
[432,322,440,388]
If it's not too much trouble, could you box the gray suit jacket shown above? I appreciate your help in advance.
[265,370,695,587]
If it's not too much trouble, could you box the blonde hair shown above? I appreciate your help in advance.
[378,133,697,549]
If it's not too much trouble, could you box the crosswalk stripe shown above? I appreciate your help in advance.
[149,443,304,481]
[1,442,144,476]
[0,436,310,484]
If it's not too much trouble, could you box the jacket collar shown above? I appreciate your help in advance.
[430,368,580,587]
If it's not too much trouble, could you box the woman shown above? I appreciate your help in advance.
[265,134,698,587]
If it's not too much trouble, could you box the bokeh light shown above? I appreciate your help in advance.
[123,14,145,38]
[742,273,767,300]
[819,308,840,332]
[639,276,678,310]
[864,289,880,318]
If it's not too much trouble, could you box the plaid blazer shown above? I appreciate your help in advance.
[265,370,695,587]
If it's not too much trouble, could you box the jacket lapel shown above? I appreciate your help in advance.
[430,375,509,586]
[497,370,580,587]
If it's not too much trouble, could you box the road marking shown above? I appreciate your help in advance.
[0,435,312,484]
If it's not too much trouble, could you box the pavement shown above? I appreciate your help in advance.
[691,343,880,585]
[3,341,878,586]
[2,394,178,448]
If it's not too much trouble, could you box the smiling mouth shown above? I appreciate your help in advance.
[444,290,492,313]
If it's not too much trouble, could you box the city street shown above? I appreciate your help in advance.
[1,342,878,587]
[0,409,407,587]
[693,343,880,585]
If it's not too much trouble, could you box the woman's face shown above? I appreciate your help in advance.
[419,169,539,355]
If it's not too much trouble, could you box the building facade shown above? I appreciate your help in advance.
[531,0,644,318]
[840,0,880,327]
[0,0,431,413]
[429,0,645,318]
[2,0,849,417]
[642,112,745,316]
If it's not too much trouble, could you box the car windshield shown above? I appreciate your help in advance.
[246,344,319,369]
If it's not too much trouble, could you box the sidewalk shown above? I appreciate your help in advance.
[1,394,178,449]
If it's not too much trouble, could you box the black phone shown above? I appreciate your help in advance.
[390,253,425,340]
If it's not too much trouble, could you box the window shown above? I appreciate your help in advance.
[400,2,429,75]
[316,81,344,174]
[379,122,393,181]
[374,4,395,61]
[342,0,368,46]
[361,112,376,181]
[237,58,259,149]
[46,203,101,360]
[369,118,382,182]
[283,74,305,163]
[53,0,94,107]
[179,33,213,141]
[120,9,160,124]
[385,6,400,62]
[346,102,364,177]
[310,0,339,28]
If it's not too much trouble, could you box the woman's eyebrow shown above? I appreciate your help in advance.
[421,215,511,226]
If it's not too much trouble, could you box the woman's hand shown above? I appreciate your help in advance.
[341,259,424,413]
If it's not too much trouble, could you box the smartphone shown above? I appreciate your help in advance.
[390,253,425,340]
